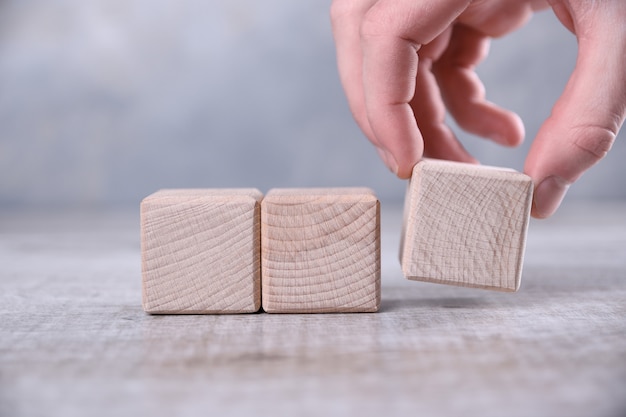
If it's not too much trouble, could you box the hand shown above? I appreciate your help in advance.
[330,0,626,218]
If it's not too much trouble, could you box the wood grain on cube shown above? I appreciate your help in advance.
[400,159,533,291]
[262,188,380,313]
[141,188,262,314]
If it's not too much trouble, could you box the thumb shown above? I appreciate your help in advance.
[525,1,626,218]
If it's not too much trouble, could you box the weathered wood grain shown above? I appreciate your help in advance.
[140,188,262,313]
[400,159,533,291]
[261,188,381,313]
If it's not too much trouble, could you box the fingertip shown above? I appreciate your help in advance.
[385,150,415,179]
[395,163,413,179]
[530,203,549,219]
[531,175,570,219]
[376,145,419,179]
[376,147,400,176]
[392,144,423,179]
[484,108,525,147]
[505,111,525,147]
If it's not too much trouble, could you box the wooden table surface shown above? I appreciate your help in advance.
[1,202,625,417]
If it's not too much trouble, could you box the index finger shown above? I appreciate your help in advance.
[360,0,471,177]
[330,0,379,144]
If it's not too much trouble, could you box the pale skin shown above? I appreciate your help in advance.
[330,0,626,218]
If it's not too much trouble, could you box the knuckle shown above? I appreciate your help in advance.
[359,9,387,39]
[571,124,616,160]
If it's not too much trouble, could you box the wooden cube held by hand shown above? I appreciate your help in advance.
[262,188,381,313]
[141,189,262,314]
[400,159,533,291]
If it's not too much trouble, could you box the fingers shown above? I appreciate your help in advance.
[332,0,473,177]
[525,0,626,218]
[330,0,379,145]
[359,0,472,178]
[359,18,422,177]
[433,24,525,147]
[410,32,477,163]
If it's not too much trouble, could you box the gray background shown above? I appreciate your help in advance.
[1,0,624,208]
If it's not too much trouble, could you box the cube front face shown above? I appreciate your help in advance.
[141,189,262,314]
[401,160,533,291]
[261,188,381,313]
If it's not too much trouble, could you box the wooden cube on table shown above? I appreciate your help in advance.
[141,188,262,314]
[261,188,381,313]
[400,159,533,291]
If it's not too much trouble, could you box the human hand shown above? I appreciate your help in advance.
[330,0,626,218]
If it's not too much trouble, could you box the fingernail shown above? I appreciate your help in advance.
[533,176,570,219]
[377,148,399,175]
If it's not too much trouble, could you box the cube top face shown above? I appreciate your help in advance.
[264,187,378,204]
[142,188,263,204]
[262,188,381,313]
[401,159,533,292]
[141,188,262,314]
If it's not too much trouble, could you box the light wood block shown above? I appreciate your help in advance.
[141,188,262,314]
[261,188,381,313]
[400,159,533,291]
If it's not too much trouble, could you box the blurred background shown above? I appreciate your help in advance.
[1,0,624,208]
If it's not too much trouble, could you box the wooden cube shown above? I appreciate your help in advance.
[141,189,262,314]
[261,188,381,313]
[400,159,533,291]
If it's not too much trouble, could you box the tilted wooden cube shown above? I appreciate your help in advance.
[141,189,262,314]
[400,159,533,291]
[261,188,381,313]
